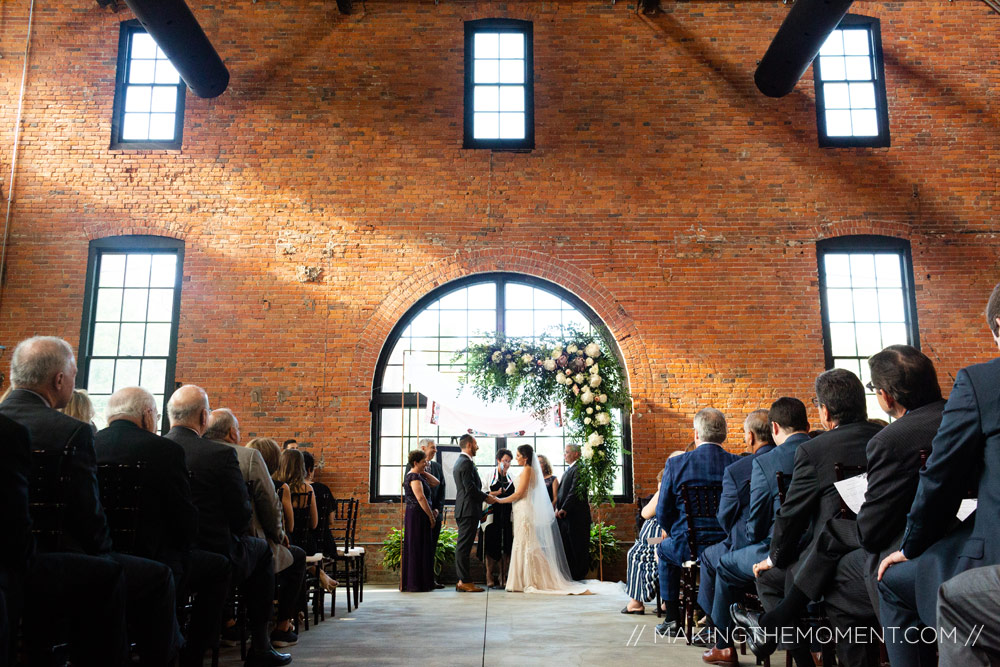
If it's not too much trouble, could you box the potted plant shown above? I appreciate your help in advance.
[381,527,459,580]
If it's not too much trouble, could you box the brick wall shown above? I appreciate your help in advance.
[1,1,997,572]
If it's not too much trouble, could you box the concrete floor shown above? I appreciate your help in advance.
[215,584,771,666]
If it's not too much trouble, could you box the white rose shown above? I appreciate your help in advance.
[595,405,602,411]
[582,444,595,459]
[596,412,611,426]
[521,354,532,364]
[589,375,602,388]
[585,343,601,358]
[573,373,586,385]
[491,351,502,363]
[567,344,578,354]
[505,362,517,375]
[585,357,594,367]
[543,359,556,371]
[589,364,599,375]
[598,394,608,404]
[584,417,592,425]
[555,371,567,384]
[581,391,594,405]
[587,432,604,448]
[586,407,593,414]
[550,348,563,359]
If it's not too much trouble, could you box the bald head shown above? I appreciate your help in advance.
[167,385,210,434]
[205,408,240,444]
[107,387,158,432]
[10,336,78,409]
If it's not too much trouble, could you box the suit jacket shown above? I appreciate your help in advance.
[747,433,810,546]
[718,444,775,551]
[656,442,739,564]
[857,400,945,554]
[0,389,112,555]
[556,461,592,525]
[769,420,882,568]
[164,426,251,558]
[95,419,198,562]
[899,360,1000,622]
[1,413,33,574]
[453,454,488,519]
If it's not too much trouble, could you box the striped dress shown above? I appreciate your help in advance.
[625,517,661,602]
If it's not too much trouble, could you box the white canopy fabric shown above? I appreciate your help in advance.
[403,352,561,437]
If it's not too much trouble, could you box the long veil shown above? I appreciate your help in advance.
[526,452,576,585]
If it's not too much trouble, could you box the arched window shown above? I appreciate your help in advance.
[370,273,632,502]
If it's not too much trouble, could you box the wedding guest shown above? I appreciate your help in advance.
[303,452,337,555]
[556,444,592,580]
[622,470,663,614]
[480,448,515,589]
[401,450,440,592]
[275,450,319,551]
[61,387,97,433]
[407,439,446,588]
[283,439,298,450]
[539,454,559,508]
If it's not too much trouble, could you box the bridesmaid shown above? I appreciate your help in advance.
[539,454,559,510]
[401,449,440,592]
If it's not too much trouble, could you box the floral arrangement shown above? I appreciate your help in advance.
[458,328,631,505]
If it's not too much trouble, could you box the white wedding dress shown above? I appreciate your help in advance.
[505,456,592,595]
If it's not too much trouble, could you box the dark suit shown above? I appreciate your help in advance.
[556,461,592,580]
[656,443,738,603]
[427,459,446,552]
[453,453,488,583]
[1,390,177,666]
[880,360,1000,666]
[1,414,31,664]
[97,420,230,659]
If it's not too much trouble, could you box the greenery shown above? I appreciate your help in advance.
[588,521,622,573]
[381,526,458,576]
[458,328,632,505]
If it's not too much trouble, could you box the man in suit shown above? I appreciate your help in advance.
[96,387,232,667]
[205,408,303,648]
[655,407,739,638]
[733,369,882,661]
[418,438,446,588]
[878,283,1000,667]
[696,409,774,657]
[0,337,179,666]
[937,564,1000,666]
[164,386,291,667]
[556,443,592,581]
[703,398,810,665]
[453,433,495,592]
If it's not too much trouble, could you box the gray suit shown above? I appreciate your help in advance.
[453,454,488,582]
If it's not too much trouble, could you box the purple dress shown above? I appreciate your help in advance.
[401,472,435,592]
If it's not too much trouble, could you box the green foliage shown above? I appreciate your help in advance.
[458,327,632,505]
[380,526,458,577]
[588,522,622,572]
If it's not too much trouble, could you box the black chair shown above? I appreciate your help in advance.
[679,483,724,644]
[326,498,362,614]
[96,462,145,555]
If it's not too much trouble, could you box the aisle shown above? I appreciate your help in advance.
[217,584,720,666]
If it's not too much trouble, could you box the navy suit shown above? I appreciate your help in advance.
[656,442,738,604]
[880,359,1000,666]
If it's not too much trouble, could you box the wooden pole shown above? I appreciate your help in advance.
[399,352,406,591]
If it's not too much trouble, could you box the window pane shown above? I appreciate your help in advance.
[438,287,468,310]
[877,289,905,322]
[834,357,861,378]
[474,32,499,59]
[140,358,167,392]
[474,59,499,84]
[874,255,902,287]
[146,288,174,322]
[823,83,851,110]
[129,60,155,85]
[845,56,872,81]
[149,255,177,287]
[498,113,525,139]
[151,86,177,112]
[379,467,405,497]
[121,289,148,322]
[825,109,852,136]
[131,32,158,59]
[866,394,881,421]
[474,85,500,112]
[88,359,116,394]
[825,289,854,322]
[440,314,468,338]
[382,365,403,392]
[410,309,439,337]
[851,289,879,322]
[823,254,852,287]
[498,60,524,84]
[498,33,524,59]
[380,438,403,464]
[880,322,909,347]
[122,113,150,141]
[855,323,882,355]
[505,311,534,337]
[819,56,846,81]
[99,254,127,287]
[533,288,562,309]
[851,109,878,136]
[842,30,871,56]
[125,86,153,113]
[498,86,524,112]
[467,283,496,309]
[153,59,180,85]
[91,395,111,431]
[119,323,146,356]
[93,323,120,356]
[114,358,142,390]
[473,112,499,139]
[125,255,152,287]
[819,31,844,56]
[95,288,123,321]
[468,310,496,336]
[849,254,877,287]
[849,82,876,109]
[829,323,857,356]
[533,310,561,336]
[144,323,172,356]
[148,114,176,141]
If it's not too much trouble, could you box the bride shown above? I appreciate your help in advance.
[493,444,591,594]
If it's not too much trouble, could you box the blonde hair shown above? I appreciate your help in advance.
[247,437,281,473]
[62,388,95,423]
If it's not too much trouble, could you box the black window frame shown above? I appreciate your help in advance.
[109,20,187,151]
[816,235,919,372]
[369,272,633,504]
[463,18,535,151]
[78,235,185,433]
[813,14,891,149]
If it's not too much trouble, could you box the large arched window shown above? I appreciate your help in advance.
[370,273,632,502]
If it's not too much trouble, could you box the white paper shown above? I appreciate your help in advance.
[834,473,869,515]
[646,536,664,546]
[957,498,978,521]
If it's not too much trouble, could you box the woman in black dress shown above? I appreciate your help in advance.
[538,454,559,509]
[479,449,515,588]
[401,449,440,592]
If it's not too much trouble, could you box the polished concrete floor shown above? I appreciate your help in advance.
[215,584,774,666]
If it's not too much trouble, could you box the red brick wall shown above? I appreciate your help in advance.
[1,1,997,576]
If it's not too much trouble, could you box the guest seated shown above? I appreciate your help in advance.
[401,449,440,592]
[275,449,318,552]
[303,452,337,558]
[60,387,97,434]
[621,469,663,615]
[538,454,558,509]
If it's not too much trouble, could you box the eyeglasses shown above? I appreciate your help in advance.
[811,397,820,407]
[865,381,878,392]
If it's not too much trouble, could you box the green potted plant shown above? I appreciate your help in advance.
[381,527,458,579]
[588,521,622,578]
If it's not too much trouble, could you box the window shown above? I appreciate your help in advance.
[78,237,184,433]
[370,274,631,502]
[813,15,890,148]
[817,236,919,418]
[110,21,186,150]
[464,19,534,150]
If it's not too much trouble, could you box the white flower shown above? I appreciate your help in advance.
[521,354,533,364]
[555,371,567,384]
[595,405,602,411]
[587,432,604,448]
[589,364,599,375]
[491,351,502,363]
[582,444,595,459]
[596,412,611,426]
[585,343,602,358]
[543,359,556,371]
[550,348,563,360]
[589,375,602,388]
[581,391,594,405]
[584,417,592,425]
[573,373,586,385]
[585,357,594,367]
[505,362,517,375]
[598,394,608,404]
[586,407,593,414]
[567,344,578,354]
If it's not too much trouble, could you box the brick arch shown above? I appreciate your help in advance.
[82,221,190,241]
[809,219,912,241]
[350,248,654,413]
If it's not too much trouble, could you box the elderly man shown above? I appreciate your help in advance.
[0,336,177,665]
[96,387,231,667]
[165,387,291,667]
[556,444,592,580]
[205,408,305,648]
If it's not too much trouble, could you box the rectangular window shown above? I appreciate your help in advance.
[79,237,184,433]
[110,21,186,150]
[817,236,918,418]
[464,19,534,150]
[813,15,890,148]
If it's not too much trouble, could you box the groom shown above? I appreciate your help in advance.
[453,434,495,592]
[556,444,592,580]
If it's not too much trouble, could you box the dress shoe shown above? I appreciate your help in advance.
[654,619,686,638]
[620,605,645,615]
[456,582,485,592]
[245,647,292,667]
[702,646,738,665]
[689,627,715,648]
[729,603,777,658]
[434,582,445,589]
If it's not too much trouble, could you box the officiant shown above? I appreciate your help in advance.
[478,448,516,589]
